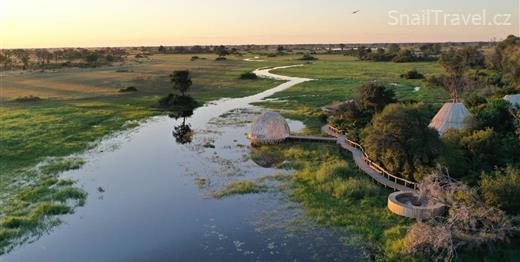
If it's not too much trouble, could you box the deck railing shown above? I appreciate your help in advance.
[327,125,418,191]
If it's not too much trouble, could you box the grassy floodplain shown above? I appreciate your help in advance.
[0,52,451,255]
[258,54,449,134]
[0,54,286,252]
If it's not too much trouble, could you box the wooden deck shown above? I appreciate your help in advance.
[286,136,337,143]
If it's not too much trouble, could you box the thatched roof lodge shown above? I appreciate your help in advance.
[248,112,290,145]
[429,103,472,135]
[504,94,520,108]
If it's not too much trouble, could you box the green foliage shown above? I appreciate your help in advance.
[480,166,520,215]
[170,70,192,96]
[298,53,318,61]
[13,95,42,103]
[358,82,396,113]
[400,69,424,80]
[212,181,267,199]
[475,99,516,133]
[330,101,369,139]
[362,103,442,181]
[272,142,410,258]
[239,72,258,80]
[442,128,520,182]
[118,86,138,92]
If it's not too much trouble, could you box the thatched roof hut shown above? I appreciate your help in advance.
[504,94,520,108]
[248,112,290,145]
[429,103,472,135]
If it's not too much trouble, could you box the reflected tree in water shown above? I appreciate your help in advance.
[170,109,194,144]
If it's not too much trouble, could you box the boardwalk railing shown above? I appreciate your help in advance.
[327,125,418,191]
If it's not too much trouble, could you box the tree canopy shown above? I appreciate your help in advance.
[362,103,442,181]
[358,82,396,113]
[170,70,192,96]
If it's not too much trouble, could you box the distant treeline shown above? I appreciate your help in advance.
[0,47,128,71]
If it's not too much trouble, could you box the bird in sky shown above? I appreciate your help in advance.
[352,10,360,14]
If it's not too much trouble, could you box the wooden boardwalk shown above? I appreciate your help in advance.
[286,136,337,143]
[321,125,417,192]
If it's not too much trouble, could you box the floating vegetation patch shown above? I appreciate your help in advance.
[212,181,268,199]
[0,177,87,254]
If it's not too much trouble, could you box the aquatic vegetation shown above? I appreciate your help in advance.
[261,142,411,259]
[212,181,268,199]
[0,177,86,254]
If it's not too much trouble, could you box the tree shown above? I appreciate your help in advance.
[362,103,442,181]
[0,50,13,70]
[358,82,396,113]
[481,166,520,215]
[339,43,346,51]
[214,45,230,57]
[330,100,369,139]
[170,70,192,96]
[439,48,468,102]
[475,99,515,134]
[388,43,400,54]
[158,45,166,53]
[276,45,285,53]
[460,46,485,78]
[85,52,99,64]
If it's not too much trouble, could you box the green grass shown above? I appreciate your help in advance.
[259,142,412,260]
[257,55,449,133]
[212,180,268,199]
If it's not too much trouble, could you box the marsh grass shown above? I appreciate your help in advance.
[257,142,412,259]
[212,181,268,199]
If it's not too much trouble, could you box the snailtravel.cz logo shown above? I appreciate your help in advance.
[387,9,514,27]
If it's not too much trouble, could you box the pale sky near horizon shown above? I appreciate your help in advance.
[1,0,519,48]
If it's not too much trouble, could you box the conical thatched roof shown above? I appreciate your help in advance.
[504,94,520,108]
[429,103,472,135]
[248,112,290,144]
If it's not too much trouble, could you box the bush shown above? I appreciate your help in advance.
[119,86,138,92]
[424,74,447,87]
[400,69,425,79]
[239,72,258,80]
[190,56,200,61]
[298,54,318,61]
[13,95,41,102]
[480,166,520,215]
[215,57,227,61]
[159,94,197,108]
[362,103,442,181]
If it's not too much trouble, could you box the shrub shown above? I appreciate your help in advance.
[480,166,520,215]
[190,56,200,61]
[239,72,258,80]
[298,54,318,61]
[13,95,41,102]
[119,86,138,92]
[400,69,425,79]
[362,103,442,181]
[215,57,227,61]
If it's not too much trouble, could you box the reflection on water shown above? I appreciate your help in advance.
[170,109,194,145]
[3,67,364,262]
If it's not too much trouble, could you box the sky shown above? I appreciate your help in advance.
[1,0,519,48]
